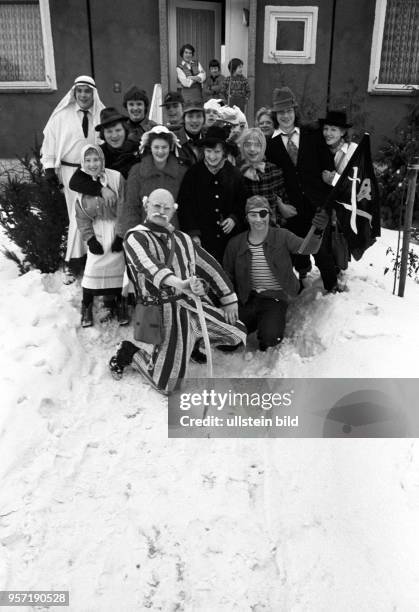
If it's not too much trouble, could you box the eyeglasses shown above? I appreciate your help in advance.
[247,209,269,218]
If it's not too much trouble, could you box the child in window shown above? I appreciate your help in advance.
[71,145,128,327]
[221,58,251,112]
[203,59,226,102]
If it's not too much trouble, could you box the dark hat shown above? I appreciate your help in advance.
[199,125,229,147]
[160,91,184,107]
[123,86,149,108]
[182,101,205,116]
[95,107,128,131]
[319,110,352,128]
[272,87,298,111]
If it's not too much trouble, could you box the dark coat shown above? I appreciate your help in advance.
[117,153,187,237]
[223,226,322,305]
[177,159,247,262]
[100,140,139,179]
[177,127,204,168]
[266,127,330,236]
[125,118,157,146]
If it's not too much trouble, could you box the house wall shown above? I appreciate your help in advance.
[0,0,160,158]
[253,0,414,154]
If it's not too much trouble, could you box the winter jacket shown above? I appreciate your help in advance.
[223,227,322,305]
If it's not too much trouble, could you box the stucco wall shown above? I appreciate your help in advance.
[253,0,415,154]
[0,0,160,158]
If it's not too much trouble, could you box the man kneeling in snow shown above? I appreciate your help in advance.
[223,196,328,350]
[109,188,246,394]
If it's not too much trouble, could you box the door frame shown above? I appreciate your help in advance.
[167,0,222,91]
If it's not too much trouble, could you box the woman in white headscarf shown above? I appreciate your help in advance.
[74,145,126,327]
[41,75,105,282]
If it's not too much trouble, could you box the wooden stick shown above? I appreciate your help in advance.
[296,225,316,254]
[398,158,419,297]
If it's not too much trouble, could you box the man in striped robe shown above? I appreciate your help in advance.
[109,189,246,394]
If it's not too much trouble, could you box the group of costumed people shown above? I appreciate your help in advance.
[41,73,359,394]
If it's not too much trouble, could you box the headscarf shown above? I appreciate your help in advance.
[80,144,107,187]
[139,125,181,156]
[238,128,266,181]
[43,75,104,126]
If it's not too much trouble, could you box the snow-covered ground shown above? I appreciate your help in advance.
[0,229,419,611]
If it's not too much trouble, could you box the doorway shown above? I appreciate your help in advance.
[168,0,222,90]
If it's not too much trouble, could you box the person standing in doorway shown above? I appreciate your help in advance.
[176,43,206,104]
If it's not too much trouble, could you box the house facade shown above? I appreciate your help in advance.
[0,0,418,160]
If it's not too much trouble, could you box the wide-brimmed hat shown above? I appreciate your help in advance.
[160,91,184,107]
[272,87,298,111]
[95,107,128,131]
[123,86,149,109]
[182,101,205,116]
[319,110,352,128]
[199,125,230,147]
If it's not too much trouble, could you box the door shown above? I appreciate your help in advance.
[168,0,222,91]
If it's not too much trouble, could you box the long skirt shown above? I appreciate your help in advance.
[82,219,125,290]
[132,296,246,394]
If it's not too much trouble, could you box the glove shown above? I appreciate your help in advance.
[312,209,329,232]
[111,235,124,252]
[45,168,60,187]
[87,236,104,255]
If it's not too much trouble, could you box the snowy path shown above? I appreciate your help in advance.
[1,231,419,610]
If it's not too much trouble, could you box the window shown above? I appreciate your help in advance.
[369,0,419,94]
[0,0,56,91]
[263,6,318,65]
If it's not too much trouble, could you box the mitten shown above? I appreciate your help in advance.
[45,168,60,187]
[111,235,124,252]
[87,236,104,255]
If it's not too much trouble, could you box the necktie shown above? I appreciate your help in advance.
[334,148,346,174]
[285,131,298,165]
[82,110,89,138]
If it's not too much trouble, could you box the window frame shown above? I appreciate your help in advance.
[368,0,419,95]
[0,0,57,92]
[263,5,318,65]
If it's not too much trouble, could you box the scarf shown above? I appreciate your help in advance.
[240,161,266,181]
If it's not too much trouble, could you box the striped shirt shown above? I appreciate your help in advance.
[248,241,281,292]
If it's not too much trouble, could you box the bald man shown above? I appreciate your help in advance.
[109,189,246,394]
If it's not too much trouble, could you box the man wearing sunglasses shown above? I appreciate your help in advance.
[223,195,328,350]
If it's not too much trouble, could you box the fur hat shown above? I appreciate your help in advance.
[272,87,298,111]
[123,86,149,109]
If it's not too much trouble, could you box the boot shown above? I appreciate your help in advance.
[81,302,93,327]
[116,297,129,326]
[109,340,139,379]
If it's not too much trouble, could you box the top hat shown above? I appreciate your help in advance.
[272,87,298,111]
[160,91,184,107]
[318,110,352,129]
[95,107,128,131]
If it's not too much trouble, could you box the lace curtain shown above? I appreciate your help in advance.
[379,0,419,85]
[0,1,45,81]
